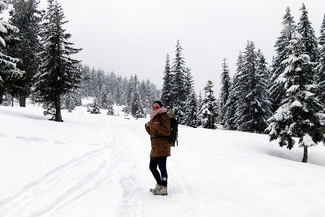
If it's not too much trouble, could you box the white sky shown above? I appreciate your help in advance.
[40,0,324,95]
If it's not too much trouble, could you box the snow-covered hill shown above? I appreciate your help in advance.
[0,104,325,217]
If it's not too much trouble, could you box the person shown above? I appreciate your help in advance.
[145,100,171,195]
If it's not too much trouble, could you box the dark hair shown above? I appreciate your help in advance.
[152,100,163,108]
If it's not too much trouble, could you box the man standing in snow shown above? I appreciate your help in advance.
[145,100,171,195]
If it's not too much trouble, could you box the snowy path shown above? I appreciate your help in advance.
[0,107,197,217]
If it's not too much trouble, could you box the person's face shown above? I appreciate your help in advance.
[152,103,160,111]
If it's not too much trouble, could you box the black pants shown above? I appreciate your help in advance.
[149,157,168,187]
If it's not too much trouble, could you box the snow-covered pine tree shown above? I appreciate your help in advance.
[0,0,22,104]
[34,0,83,122]
[161,53,173,109]
[224,52,243,130]
[106,95,114,116]
[297,3,319,64]
[115,75,124,105]
[235,41,271,133]
[183,90,198,128]
[266,32,324,163]
[61,91,81,112]
[139,80,149,109]
[318,15,325,107]
[255,49,272,130]
[171,40,187,122]
[219,58,231,126]
[224,75,238,130]
[90,101,100,114]
[126,75,136,107]
[131,81,145,119]
[184,67,194,98]
[7,0,42,107]
[201,80,218,129]
[100,88,110,109]
[182,66,197,126]
[270,7,296,113]
[79,65,91,97]
[196,91,203,127]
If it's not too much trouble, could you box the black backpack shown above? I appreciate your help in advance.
[166,110,178,146]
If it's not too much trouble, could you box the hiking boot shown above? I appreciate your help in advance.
[153,186,168,196]
[150,184,161,193]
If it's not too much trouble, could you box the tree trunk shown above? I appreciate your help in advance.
[54,94,63,122]
[302,145,308,163]
[0,91,3,104]
[19,95,26,107]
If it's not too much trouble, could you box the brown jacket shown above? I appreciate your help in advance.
[145,112,171,157]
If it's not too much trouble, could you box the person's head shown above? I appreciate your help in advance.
[152,100,163,111]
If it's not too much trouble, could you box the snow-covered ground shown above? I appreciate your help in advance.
[1,104,325,217]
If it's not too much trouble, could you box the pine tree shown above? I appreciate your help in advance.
[62,91,80,112]
[126,75,136,107]
[106,95,114,116]
[297,3,319,63]
[182,66,197,126]
[235,41,271,133]
[196,91,203,127]
[270,7,296,113]
[7,0,43,107]
[34,0,83,122]
[224,76,238,130]
[171,40,187,122]
[255,49,272,130]
[0,0,22,104]
[201,80,218,129]
[131,82,145,119]
[90,101,100,114]
[318,14,325,107]
[224,52,244,130]
[139,80,149,108]
[184,67,194,98]
[219,58,231,126]
[266,32,324,163]
[161,53,173,109]
[184,90,198,127]
[115,75,124,105]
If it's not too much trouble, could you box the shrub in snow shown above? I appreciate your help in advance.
[90,103,101,114]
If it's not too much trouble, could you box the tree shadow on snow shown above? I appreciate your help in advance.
[0,109,46,121]
[267,150,325,167]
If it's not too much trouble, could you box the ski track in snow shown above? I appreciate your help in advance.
[116,127,144,217]
[0,133,122,217]
[169,166,197,217]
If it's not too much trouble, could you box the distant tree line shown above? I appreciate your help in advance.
[79,66,160,118]
[161,4,324,162]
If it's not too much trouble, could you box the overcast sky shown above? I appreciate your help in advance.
[41,0,324,95]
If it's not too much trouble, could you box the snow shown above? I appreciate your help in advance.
[287,84,299,93]
[300,134,315,147]
[0,19,6,47]
[1,104,325,217]
[271,104,290,121]
[81,97,94,105]
[0,21,7,34]
[290,100,302,108]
